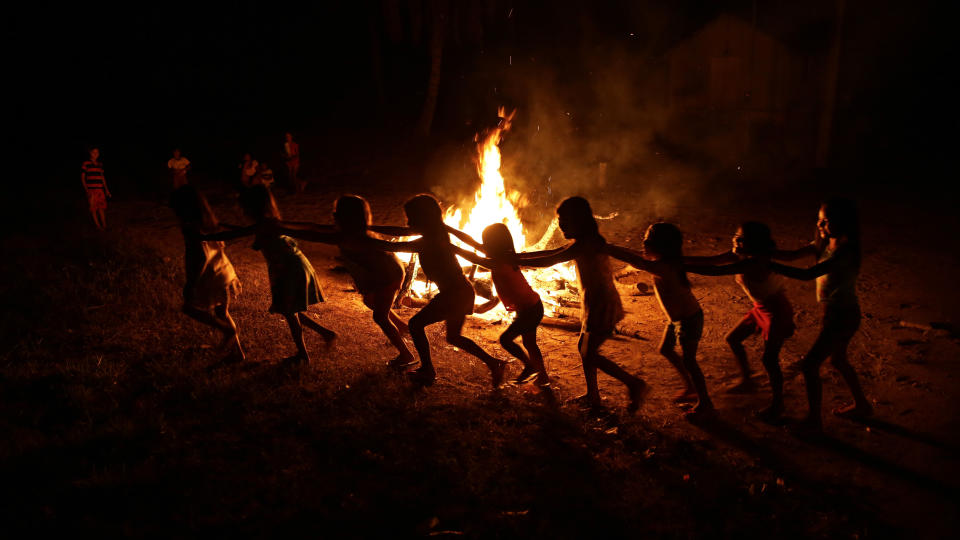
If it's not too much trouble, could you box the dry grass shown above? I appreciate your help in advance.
[1,190,957,539]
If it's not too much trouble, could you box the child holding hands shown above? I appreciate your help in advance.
[519,197,648,413]
[170,185,244,361]
[358,194,506,388]
[770,198,871,432]
[446,223,549,386]
[684,222,794,422]
[202,185,336,364]
[276,195,414,367]
[606,222,715,416]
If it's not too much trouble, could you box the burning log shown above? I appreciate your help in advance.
[394,253,419,308]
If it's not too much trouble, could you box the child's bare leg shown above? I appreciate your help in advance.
[283,313,310,362]
[90,208,103,230]
[522,332,548,384]
[679,333,713,413]
[388,310,409,334]
[407,297,450,379]
[373,308,414,364]
[576,333,601,405]
[580,332,647,412]
[830,340,872,417]
[182,303,235,348]
[800,333,832,430]
[500,317,534,382]
[446,315,505,388]
[215,301,245,361]
[300,312,337,342]
[659,325,695,398]
[725,321,756,388]
[757,337,785,420]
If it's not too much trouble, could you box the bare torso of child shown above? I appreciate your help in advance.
[417,237,472,294]
[734,258,786,304]
[651,260,700,321]
[338,233,404,293]
[574,240,624,334]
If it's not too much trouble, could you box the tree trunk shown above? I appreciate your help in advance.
[418,0,447,136]
[816,0,845,168]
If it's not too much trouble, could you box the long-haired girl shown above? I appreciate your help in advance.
[771,198,871,432]
[202,185,336,364]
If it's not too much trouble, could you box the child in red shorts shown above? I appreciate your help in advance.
[446,223,549,386]
[685,222,795,422]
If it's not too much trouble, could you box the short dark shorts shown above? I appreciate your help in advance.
[663,309,704,350]
[504,300,544,338]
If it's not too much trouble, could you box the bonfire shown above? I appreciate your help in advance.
[399,108,580,322]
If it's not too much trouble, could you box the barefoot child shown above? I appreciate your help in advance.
[770,198,871,431]
[358,194,506,387]
[684,222,795,421]
[202,185,336,364]
[606,222,714,416]
[276,195,415,367]
[446,223,549,386]
[518,197,647,412]
[170,186,245,360]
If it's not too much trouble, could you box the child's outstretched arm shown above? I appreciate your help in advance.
[516,243,579,268]
[605,243,656,273]
[444,225,485,252]
[769,259,836,281]
[201,225,256,241]
[685,259,752,277]
[515,244,569,260]
[369,225,417,237]
[683,250,739,265]
[773,244,818,261]
[450,245,494,269]
[276,221,339,243]
[352,236,423,253]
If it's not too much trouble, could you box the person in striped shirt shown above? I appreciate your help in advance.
[81,147,111,230]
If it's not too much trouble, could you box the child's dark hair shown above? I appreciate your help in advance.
[821,198,860,243]
[334,195,372,233]
[403,193,445,232]
[739,221,776,256]
[643,222,690,287]
[556,196,599,238]
[170,185,218,232]
[239,185,281,221]
[482,223,518,267]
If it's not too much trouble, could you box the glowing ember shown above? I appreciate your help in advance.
[407,108,578,319]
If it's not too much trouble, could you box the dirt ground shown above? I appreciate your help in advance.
[2,171,958,538]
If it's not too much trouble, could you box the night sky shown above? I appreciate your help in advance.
[8,0,948,199]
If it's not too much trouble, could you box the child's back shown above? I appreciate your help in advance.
[573,237,624,335]
[651,258,701,322]
[338,231,404,292]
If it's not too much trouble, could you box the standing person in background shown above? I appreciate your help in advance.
[283,133,304,193]
[168,148,191,189]
[239,152,259,188]
[81,147,111,231]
